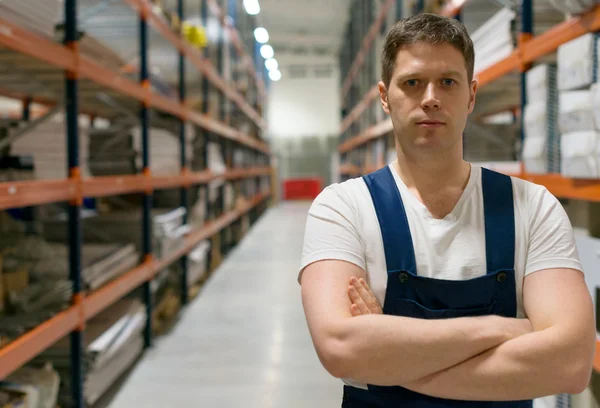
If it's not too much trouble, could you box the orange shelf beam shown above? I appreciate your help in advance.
[0,167,272,210]
[511,173,600,202]
[439,0,469,17]
[0,307,80,379]
[0,179,74,210]
[594,339,600,372]
[82,175,146,198]
[339,118,393,153]
[340,85,380,134]
[84,262,152,320]
[0,192,270,379]
[340,0,395,101]
[0,15,268,154]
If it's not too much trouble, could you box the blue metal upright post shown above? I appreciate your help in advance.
[22,97,31,122]
[139,8,153,349]
[177,0,189,305]
[396,0,403,20]
[455,10,462,23]
[201,0,211,223]
[519,0,533,150]
[64,1,84,407]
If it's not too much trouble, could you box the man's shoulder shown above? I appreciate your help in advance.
[314,176,371,208]
[475,165,548,206]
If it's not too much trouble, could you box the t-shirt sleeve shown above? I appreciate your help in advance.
[298,183,366,283]
[525,186,583,276]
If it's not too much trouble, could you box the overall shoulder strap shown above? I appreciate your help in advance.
[481,167,516,272]
[363,166,417,274]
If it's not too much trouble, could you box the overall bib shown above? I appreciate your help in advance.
[341,166,532,408]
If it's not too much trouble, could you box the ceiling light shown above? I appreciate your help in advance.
[243,0,260,15]
[265,58,278,71]
[260,44,274,59]
[269,69,281,81]
[254,27,269,44]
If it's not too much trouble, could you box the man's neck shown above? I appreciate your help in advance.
[393,150,471,195]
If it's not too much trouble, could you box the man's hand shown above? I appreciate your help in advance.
[348,277,382,316]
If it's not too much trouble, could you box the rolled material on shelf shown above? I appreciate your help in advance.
[560,131,600,178]
[187,240,211,286]
[0,0,62,38]
[523,64,559,174]
[470,8,516,76]
[547,0,597,16]
[32,299,146,408]
[559,89,596,133]
[3,364,60,408]
[557,33,599,91]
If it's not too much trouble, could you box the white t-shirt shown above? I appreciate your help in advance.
[299,163,583,389]
[300,162,583,317]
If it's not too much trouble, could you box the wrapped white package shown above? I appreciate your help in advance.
[561,131,599,178]
[557,33,598,91]
[522,136,547,175]
[526,64,556,103]
[559,90,595,133]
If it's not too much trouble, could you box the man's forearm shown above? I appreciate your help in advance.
[331,314,529,386]
[401,325,595,400]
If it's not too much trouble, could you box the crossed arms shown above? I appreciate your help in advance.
[300,259,596,401]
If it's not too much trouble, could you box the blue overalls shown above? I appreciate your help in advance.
[341,166,532,408]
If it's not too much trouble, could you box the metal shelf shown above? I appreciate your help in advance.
[0,192,269,380]
[0,168,273,211]
[0,14,269,153]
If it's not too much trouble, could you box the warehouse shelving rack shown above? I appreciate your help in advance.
[0,0,273,405]
[337,0,600,372]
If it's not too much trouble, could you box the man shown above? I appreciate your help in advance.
[299,13,596,408]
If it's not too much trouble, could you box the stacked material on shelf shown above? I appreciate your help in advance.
[1,364,60,408]
[187,240,210,287]
[11,113,91,180]
[87,124,137,177]
[0,0,62,38]
[557,33,598,92]
[42,208,188,261]
[208,141,227,208]
[558,34,600,178]
[522,64,559,174]
[32,299,146,408]
[471,8,516,75]
[547,0,597,16]
[0,235,139,342]
[152,207,188,260]
[131,125,194,176]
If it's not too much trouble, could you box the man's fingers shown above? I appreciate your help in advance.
[350,304,361,317]
[348,286,370,315]
[352,278,378,312]
[359,278,382,313]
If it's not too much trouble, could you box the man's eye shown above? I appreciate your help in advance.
[406,79,419,86]
[443,79,456,86]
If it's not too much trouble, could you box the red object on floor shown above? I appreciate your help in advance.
[283,178,322,200]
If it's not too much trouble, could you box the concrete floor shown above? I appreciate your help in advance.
[108,201,341,408]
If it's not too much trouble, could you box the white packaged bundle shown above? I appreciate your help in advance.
[559,90,595,133]
[561,131,599,178]
[557,33,598,91]
[522,136,547,175]
[526,64,556,103]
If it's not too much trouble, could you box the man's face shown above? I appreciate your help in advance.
[379,41,477,156]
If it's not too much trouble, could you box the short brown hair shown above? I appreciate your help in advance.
[381,13,475,87]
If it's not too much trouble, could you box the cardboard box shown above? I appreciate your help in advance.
[3,268,29,295]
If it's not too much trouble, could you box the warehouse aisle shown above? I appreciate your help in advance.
[107,201,341,408]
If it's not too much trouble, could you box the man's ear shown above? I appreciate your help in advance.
[467,79,478,114]
[378,81,390,114]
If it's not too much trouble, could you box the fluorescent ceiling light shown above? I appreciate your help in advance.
[265,58,278,71]
[260,44,274,59]
[269,69,281,81]
[243,0,260,15]
[254,27,269,43]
